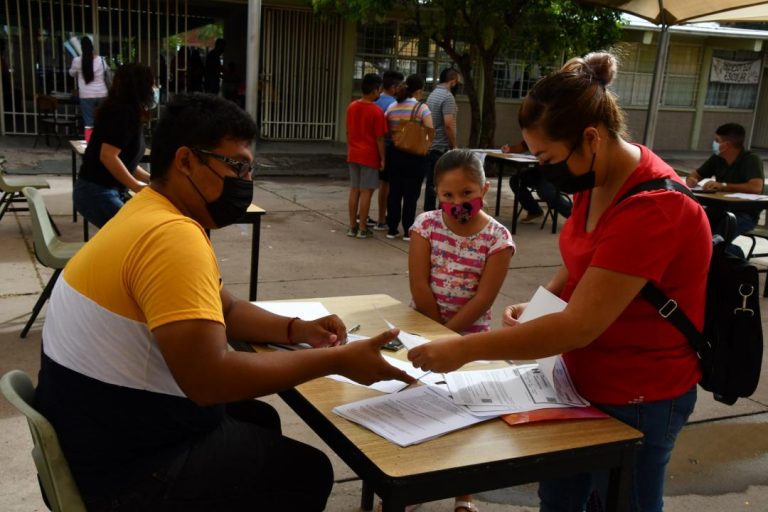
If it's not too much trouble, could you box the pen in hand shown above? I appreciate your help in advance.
[347,324,361,335]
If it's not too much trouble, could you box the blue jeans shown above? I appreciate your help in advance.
[78,97,105,128]
[538,385,697,512]
[73,178,127,228]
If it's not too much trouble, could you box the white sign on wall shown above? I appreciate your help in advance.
[710,58,761,85]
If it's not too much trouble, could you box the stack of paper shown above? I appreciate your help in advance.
[333,385,487,447]
[331,287,600,446]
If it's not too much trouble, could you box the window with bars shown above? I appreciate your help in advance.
[354,21,457,92]
[705,50,760,109]
[611,42,702,108]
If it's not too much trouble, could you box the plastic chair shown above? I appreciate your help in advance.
[0,370,86,512]
[0,168,51,222]
[33,95,78,150]
[744,216,768,297]
[20,187,84,338]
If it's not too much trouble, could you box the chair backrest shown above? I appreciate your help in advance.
[21,187,63,269]
[36,95,58,116]
[0,370,86,512]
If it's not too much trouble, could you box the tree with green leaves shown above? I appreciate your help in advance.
[314,0,622,147]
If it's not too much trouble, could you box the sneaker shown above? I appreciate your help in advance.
[373,223,388,231]
[357,216,377,227]
[403,235,411,242]
[386,231,399,239]
[356,228,373,239]
[346,226,358,237]
[520,212,544,224]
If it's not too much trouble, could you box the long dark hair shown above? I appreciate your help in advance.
[95,63,154,124]
[81,36,94,84]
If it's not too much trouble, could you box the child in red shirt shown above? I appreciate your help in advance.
[346,73,387,238]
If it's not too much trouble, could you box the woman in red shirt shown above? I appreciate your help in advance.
[408,52,711,512]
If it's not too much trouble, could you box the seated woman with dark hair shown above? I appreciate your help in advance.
[73,63,155,228]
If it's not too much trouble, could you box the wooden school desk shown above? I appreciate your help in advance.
[232,294,643,512]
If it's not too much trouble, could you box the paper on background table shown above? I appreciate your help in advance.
[725,192,768,200]
[333,385,487,447]
[254,301,331,320]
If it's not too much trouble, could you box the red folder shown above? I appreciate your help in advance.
[502,406,609,426]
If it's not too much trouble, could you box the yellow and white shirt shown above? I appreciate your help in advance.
[37,187,225,497]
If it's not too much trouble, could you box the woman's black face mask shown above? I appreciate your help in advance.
[538,146,596,194]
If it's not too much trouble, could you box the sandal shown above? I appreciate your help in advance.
[454,500,480,512]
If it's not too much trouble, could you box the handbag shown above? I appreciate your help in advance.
[392,101,435,156]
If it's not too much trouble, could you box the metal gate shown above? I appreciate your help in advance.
[259,7,341,141]
[0,0,205,136]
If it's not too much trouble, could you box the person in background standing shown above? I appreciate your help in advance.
[346,73,387,239]
[385,74,433,241]
[73,64,154,228]
[69,36,109,142]
[424,67,461,211]
[373,70,404,230]
[204,38,226,95]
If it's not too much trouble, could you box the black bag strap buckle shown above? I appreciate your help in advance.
[735,284,755,316]
[658,299,678,318]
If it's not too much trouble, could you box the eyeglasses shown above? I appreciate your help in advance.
[192,148,256,179]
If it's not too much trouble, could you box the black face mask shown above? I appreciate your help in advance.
[188,166,253,228]
[539,150,596,194]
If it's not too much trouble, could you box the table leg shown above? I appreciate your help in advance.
[71,149,77,222]
[510,170,521,236]
[604,447,635,512]
[248,216,261,301]
[360,480,374,511]
[495,161,503,217]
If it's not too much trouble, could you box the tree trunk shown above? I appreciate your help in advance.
[479,51,497,149]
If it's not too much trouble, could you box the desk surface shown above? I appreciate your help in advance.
[70,139,151,157]
[485,152,538,164]
[694,191,768,210]
[282,294,642,479]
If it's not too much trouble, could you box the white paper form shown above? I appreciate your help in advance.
[332,385,486,447]
[445,365,561,407]
[517,286,567,323]
[326,354,430,393]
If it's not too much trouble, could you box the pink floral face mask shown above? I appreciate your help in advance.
[440,197,483,224]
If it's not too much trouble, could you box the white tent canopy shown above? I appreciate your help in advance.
[591,0,768,24]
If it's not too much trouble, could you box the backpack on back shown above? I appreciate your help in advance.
[619,178,763,405]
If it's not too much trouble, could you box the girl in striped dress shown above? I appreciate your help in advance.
[409,148,515,335]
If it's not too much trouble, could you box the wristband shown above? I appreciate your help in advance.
[286,317,299,344]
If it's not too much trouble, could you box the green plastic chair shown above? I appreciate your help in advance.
[20,187,84,338]
[0,370,86,512]
[0,169,51,222]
